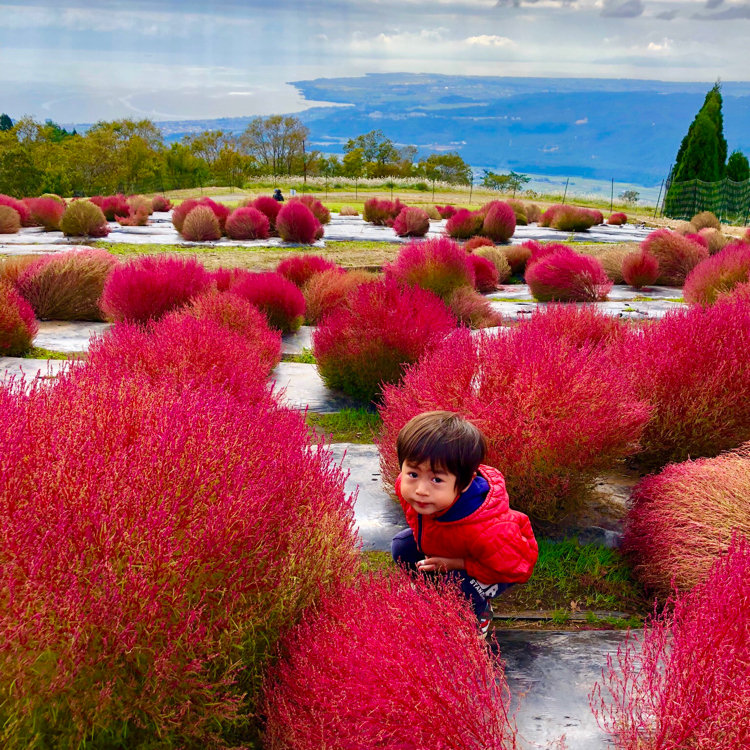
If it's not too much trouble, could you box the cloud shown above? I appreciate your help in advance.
[465,34,516,46]
[705,0,724,7]
[655,9,679,18]
[494,0,578,7]
[575,117,588,124]
[601,0,645,17]
[694,1,750,18]
[647,37,673,51]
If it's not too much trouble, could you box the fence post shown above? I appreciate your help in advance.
[653,179,665,219]
[610,178,614,213]
[562,177,569,204]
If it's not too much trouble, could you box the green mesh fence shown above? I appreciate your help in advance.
[663,177,750,224]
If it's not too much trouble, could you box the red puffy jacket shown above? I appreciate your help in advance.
[395,463,538,585]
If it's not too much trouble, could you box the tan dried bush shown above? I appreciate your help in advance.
[673,221,698,236]
[446,287,503,329]
[598,247,630,284]
[700,227,730,255]
[525,203,542,223]
[181,206,221,242]
[0,255,39,286]
[60,201,109,237]
[0,205,21,234]
[424,205,441,220]
[691,211,721,231]
[473,246,512,284]
[339,205,359,217]
[303,269,377,324]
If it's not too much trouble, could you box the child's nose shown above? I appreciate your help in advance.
[415,480,430,495]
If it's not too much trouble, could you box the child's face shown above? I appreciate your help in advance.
[399,460,460,516]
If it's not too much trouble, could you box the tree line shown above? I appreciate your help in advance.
[0,113,472,198]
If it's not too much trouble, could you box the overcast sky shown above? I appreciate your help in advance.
[1,0,747,123]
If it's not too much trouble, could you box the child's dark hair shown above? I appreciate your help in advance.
[397,411,486,491]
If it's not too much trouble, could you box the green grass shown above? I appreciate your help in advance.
[22,347,71,360]
[283,348,316,364]
[306,408,381,443]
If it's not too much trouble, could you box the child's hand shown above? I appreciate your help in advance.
[417,556,465,572]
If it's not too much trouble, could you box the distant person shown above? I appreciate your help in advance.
[391,411,538,637]
[273,188,284,202]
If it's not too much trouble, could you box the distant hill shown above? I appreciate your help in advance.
[130,74,750,188]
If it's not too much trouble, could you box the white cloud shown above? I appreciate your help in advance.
[647,37,673,52]
[575,117,588,124]
[465,34,517,47]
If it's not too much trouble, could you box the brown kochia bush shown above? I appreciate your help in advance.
[641,229,708,286]
[623,443,750,596]
[691,210,721,231]
[303,269,377,325]
[473,246,512,285]
[0,255,39,286]
[503,244,532,275]
[447,287,503,329]
[59,201,109,238]
[597,247,630,284]
[338,205,359,216]
[16,249,118,321]
[524,203,542,223]
[181,206,222,242]
[699,227,729,255]
[0,205,21,234]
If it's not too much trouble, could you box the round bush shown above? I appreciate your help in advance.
[691,210,721,231]
[473,246,512,285]
[518,304,627,349]
[623,444,750,595]
[618,295,750,467]
[525,203,542,223]
[25,197,65,231]
[464,236,494,252]
[313,279,456,403]
[276,254,338,288]
[685,231,708,250]
[228,271,305,333]
[59,200,109,238]
[251,196,283,231]
[378,327,650,519]
[503,244,532,275]
[526,249,612,302]
[622,249,659,289]
[289,195,330,225]
[683,241,750,305]
[16,249,118,321]
[0,280,37,356]
[699,227,729,255]
[385,236,475,301]
[436,204,458,219]
[225,206,270,240]
[641,229,708,286]
[263,571,516,750]
[39,193,65,204]
[181,206,222,242]
[303,268,376,325]
[276,202,321,244]
[525,241,570,268]
[446,287,503,329]
[548,205,598,232]
[363,198,404,226]
[597,246,630,284]
[445,208,482,240]
[151,195,173,212]
[171,199,201,232]
[99,194,130,221]
[0,195,32,226]
[468,253,499,292]
[100,255,212,323]
[594,536,750,750]
[338,205,358,216]
[506,198,527,225]
[392,206,430,237]
[481,201,516,243]
[0,363,358,746]
[0,205,21,234]
[607,212,627,225]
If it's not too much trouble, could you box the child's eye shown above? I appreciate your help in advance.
[432,477,443,484]
[407,472,418,479]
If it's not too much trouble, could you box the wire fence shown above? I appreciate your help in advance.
[662,176,750,225]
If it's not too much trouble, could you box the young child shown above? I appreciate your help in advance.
[391,410,538,635]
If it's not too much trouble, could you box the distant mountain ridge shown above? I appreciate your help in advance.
[139,74,750,188]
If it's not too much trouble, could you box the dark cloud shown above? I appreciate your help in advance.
[705,0,724,7]
[494,0,578,6]
[655,9,679,18]
[694,2,750,18]
[601,0,644,17]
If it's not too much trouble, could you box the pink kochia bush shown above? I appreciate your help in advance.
[0,194,32,226]
[276,254,339,288]
[251,195,282,231]
[593,536,750,750]
[518,304,626,349]
[0,366,358,746]
[622,250,659,289]
[0,280,37,356]
[468,253,499,292]
[25,196,65,231]
[16,248,118,321]
[363,197,405,226]
[641,229,708,286]
[623,443,750,595]
[385,236,475,301]
[525,248,612,302]
[229,270,305,333]
[263,571,517,750]
[607,212,627,225]
[683,241,750,305]
[480,201,516,243]
[288,195,331,225]
[392,206,430,237]
[100,255,212,323]
[618,295,750,467]
[379,326,650,518]
[225,206,270,240]
[276,201,322,244]
[151,194,173,212]
[313,279,456,403]
[445,208,482,240]
[436,204,458,219]
[302,268,376,325]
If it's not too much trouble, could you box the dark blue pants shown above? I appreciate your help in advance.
[391,528,513,620]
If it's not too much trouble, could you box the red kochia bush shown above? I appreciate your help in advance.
[445,208,482,239]
[288,194,331,224]
[363,197,404,226]
[171,198,200,232]
[0,280,37,356]
[276,201,321,244]
[468,253,499,292]
[518,304,627,349]
[313,279,456,403]
[436,204,458,219]
[228,270,305,333]
[641,229,708,286]
[525,241,570,268]
[385,236,475,300]
[100,255,212,323]
[481,201,516,243]
[0,194,32,226]
[464,236,495,252]
[607,212,627,225]
[151,195,173,212]
[100,193,130,221]
[392,206,430,237]
[623,444,750,595]
[0,366,358,746]
[25,197,65,230]
[526,248,612,302]
[303,268,376,325]
[683,241,750,305]
[622,249,659,289]
[16,248,118,321]
[379,327,650,518]
[180,206,222,241]
[252,195,283,231]
[276,254,338,288]
[618,295,750,467]
[225,206,270,240]
[263,571,517,750]
[593,536,750,750]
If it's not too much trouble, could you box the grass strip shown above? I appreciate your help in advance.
[306,408,381,444]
